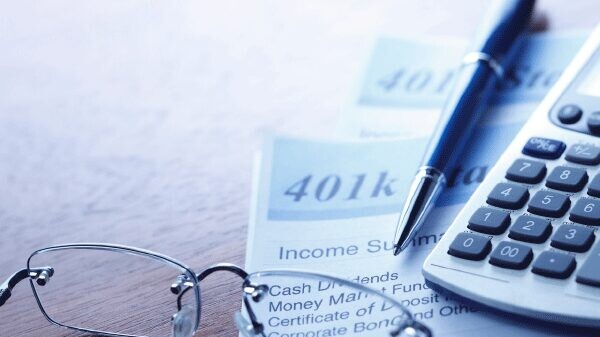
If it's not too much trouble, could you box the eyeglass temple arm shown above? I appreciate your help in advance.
[0,267,54,308]
[0,269,29,307]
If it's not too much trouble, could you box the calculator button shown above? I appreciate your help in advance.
[565,144,600,165]
[557,104,583,124]
[587,111,600,136]
[468,207,511,235]
[569,198,600,226]
[447,232,492,261]
[532,251,576,279]
[489,241,533,270]
[508,215,552,243]
[550,225,595,253]
[522,137,566,159]
[587,175,600,197]
[545,166,588,192]
[527,191,570,218]
[576,242,600,287]
[486,183,529,210]
[505,159,546,184]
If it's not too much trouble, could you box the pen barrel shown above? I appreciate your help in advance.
[393,0,536,255]
[471,0,535,56]
[422,62,497,175]
[421,0,535,175]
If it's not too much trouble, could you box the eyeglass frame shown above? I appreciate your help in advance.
[0,243,432,337]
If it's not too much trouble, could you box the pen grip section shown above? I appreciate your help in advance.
[394,167,446,253]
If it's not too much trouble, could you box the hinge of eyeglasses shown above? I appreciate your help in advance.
[29,267,54,286]
[170,274,194,295]
[243,283,269,302]
[0,268,43,307]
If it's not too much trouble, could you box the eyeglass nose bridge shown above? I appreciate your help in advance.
[192,264,269,336]
[174,263,250,311]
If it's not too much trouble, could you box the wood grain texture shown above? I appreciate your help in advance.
[0,1,596,336]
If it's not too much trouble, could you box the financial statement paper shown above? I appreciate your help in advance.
[245,32,594,336]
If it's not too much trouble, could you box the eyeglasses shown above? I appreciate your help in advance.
[0,243,431,337]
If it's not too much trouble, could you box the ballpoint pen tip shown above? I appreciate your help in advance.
[393,245,402,256]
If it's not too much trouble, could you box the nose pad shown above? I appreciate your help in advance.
[172,305,196,337]
[234,312,259,337]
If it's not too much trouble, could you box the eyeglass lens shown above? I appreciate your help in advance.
[28,247,199,337]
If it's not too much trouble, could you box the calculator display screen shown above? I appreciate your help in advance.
[578,57,600,97]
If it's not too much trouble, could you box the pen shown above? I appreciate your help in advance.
[393,0,536,255]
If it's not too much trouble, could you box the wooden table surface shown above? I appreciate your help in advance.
[0,1,597,336]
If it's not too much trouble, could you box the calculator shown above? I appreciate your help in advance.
[423,25,600,328]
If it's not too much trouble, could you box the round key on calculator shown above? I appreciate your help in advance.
[557,104,583,124]
[587,111,600,136]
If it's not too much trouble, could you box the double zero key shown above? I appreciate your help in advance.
[489,241,533,270]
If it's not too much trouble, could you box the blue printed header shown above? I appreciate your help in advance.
[266,137,427,221]
[359,33,586,108]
